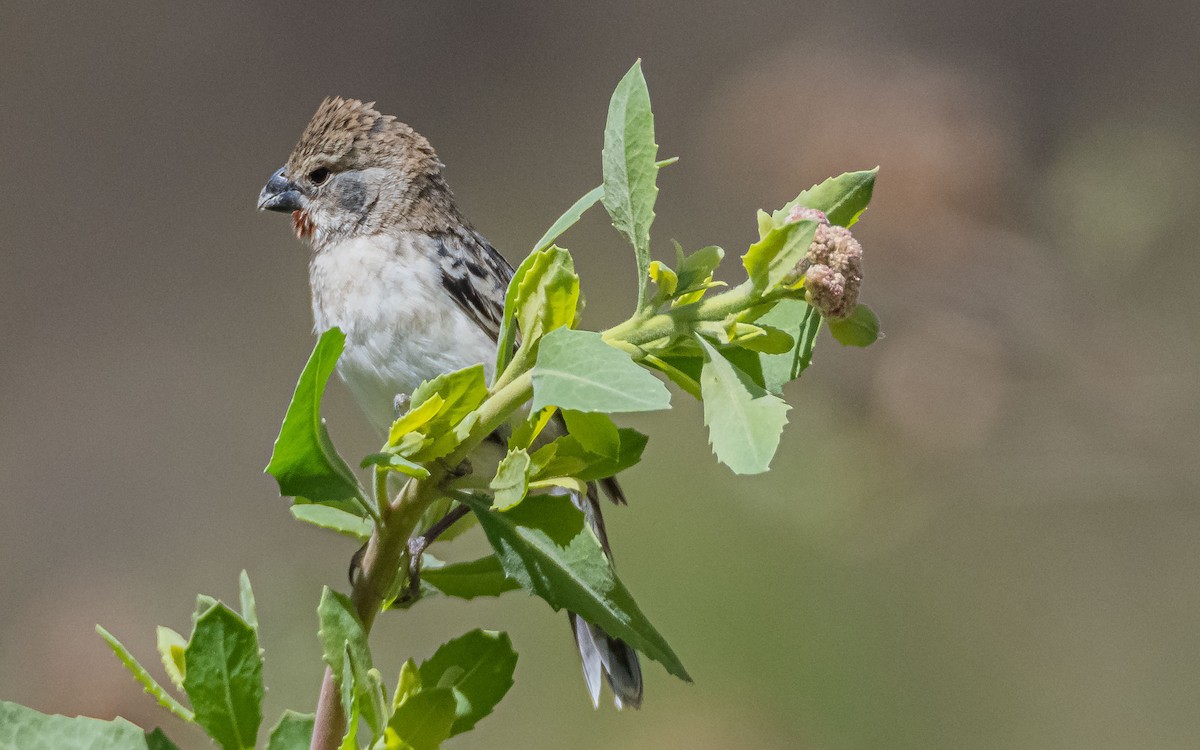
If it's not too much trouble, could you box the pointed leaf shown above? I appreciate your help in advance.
[266,328,362,506]
[532,328,670,413]
[773,168,878,228]
[533,185,604,253]
[155,626,188,693]
[238,571,257,631]
[697,337,790,474]
[96,626,194,723]
[183,604,264,750]
[602,60,660,311]
[460,493,690,681]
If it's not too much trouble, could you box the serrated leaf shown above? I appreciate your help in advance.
[155,626,188,693]
[183,604,263,750]
[290,503,374,541]
[697,337,790,474]
[756,298,823,393]
[773,168,878,228]
[193,595,219,623]
[0,700,163,750]
[827,303,881,347]
[266,328,362,506]
[490,449,531,511]
[265,711,314,750]
[602,60,660,312]
[389,689,456,750]
[533,185,604,254]
[421,556,521,600]
[494,250,543,377]
[508,406,557,450]
[460,493,690,682]
[418,629,518,736]
[532,328,670,413]
[96,626,194,723]
[238,571,257,631]
[742,219,818,292]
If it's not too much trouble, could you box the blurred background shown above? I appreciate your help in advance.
[2,2,1198,748]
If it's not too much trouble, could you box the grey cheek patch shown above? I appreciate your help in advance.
[337,177,369,214]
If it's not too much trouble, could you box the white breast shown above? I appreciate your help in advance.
[309,232,497,434]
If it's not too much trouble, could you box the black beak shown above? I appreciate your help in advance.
[257,166,303,213]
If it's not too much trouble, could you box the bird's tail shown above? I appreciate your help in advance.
[568,480,644,709]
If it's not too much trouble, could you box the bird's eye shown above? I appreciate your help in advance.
[309,167,331,186]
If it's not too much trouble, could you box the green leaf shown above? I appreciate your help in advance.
[421,556,521,600]
[742,218,818,292]
[602,60,660,312]
[516,246,581,347]
[418,629,518,736]
[265,711,314,750]
[238,571,257,631]
[265,328,362,506]
[533,185,604,253]
[183,604,264,750]
[95,626,194,723]
[773,168,878,228]
[490,449,531,511]
[155,626,188,693]
[756,298,823,393]
[674,244,725,303]
[530,430,648,483]
[826,303,881,347]
[290,503,374,541]
[532,328,670,413]
[561,410,621,459]
[0,700,163,750]
[494,250,542,377]
[144,728,182,750]
[360,451,430,479]
[317,588,372,703]
[643,354,703,399]
[193,595,219,623]
[697,337,790,475]
[389,688,456,750]
[390,365,490,461]
[460,493,690,682]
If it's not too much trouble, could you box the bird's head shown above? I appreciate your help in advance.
[257,97,457,245]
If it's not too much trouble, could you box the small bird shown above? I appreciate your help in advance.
[257,97,642,709]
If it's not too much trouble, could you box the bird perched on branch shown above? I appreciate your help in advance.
[257,97,642,709]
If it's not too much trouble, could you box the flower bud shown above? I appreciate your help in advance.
[783,215,864,319]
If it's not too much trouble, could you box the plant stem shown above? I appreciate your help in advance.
[309,370,534,750]
[602,281,765,347]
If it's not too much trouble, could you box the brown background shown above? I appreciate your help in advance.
[2,2,1199,748]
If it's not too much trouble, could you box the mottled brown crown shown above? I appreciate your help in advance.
[286,97,439,181]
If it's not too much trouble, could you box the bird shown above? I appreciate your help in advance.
[257,97,643,709]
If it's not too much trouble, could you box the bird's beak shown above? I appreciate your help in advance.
[257,166,303,213]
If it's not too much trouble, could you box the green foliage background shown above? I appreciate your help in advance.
[2,2,1199,749]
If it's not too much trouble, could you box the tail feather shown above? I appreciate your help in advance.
[566,482,644,709]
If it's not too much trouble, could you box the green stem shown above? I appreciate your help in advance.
[603,281,774,347]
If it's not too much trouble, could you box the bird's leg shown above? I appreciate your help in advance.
[392,503,472,606]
